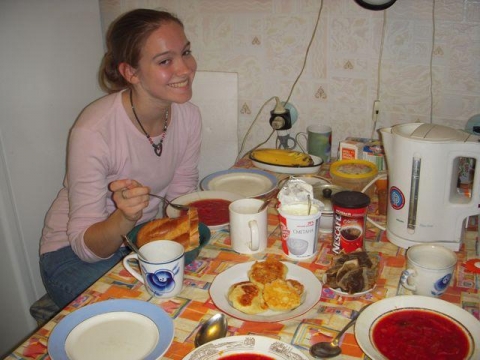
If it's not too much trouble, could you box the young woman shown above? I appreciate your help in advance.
[38,8,200,309]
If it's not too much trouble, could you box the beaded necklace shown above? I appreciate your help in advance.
[129,90,168,157]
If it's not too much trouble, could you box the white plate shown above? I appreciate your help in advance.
[48,299,174,360]
[199,169,278,197]
[166,190,244,230]
[251,154,323,174]
[210,261,322,322]
[355,295,480,360]
[326,285,373,298]
[184,335,309,359]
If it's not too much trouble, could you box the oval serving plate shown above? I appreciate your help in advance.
[48,299,174,360]
[165,190,244,230]
[210,261,322,322]
[184,335,309,360]
[355,295,480,360]
[199,169,278,197]
[250,153,323,174]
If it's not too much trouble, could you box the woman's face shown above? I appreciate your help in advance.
[133,21,197,105]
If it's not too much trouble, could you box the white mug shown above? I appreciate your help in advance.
[123,240,184,298]
[400,244,457,297]
[229,198,268,254]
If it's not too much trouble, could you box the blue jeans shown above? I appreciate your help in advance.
[40,246,131,309]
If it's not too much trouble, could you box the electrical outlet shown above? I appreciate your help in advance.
[372,100,380,122]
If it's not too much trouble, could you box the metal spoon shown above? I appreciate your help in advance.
[309,304,369,358]
[307,194,312,215]
[148,193,191,212]
[258,197,272,212]
[194,313,228,347]
[122,235,147,261]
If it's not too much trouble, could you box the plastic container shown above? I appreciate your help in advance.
[277,202,322,260]
[330,159,378,193]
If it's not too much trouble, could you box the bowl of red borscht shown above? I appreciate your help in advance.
[166,190,244,230]
[355,295,480,360]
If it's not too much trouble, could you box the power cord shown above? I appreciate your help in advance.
[284,0,324,105]
[429,0,436,124]
[370,9,387,139]
[235,0,324,163]
[235,96,276,164]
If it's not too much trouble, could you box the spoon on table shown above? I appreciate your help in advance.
[309,304,370,358]
[122,235,147,261]
[194,313,228,347]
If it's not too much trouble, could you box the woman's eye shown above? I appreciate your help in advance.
[159,59,171,65]
[183,49,192,56]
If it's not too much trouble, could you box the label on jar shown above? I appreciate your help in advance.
[332,206,367,254]
[278,203,321,260]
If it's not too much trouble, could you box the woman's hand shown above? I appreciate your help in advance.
[110,179,150,222]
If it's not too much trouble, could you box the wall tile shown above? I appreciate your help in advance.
[99,0,480,158]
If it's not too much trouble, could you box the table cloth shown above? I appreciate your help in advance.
[6,159,479,360]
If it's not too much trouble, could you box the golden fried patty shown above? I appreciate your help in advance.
[228,281,268,314]
[263,279,303,311]
[248,258,288,288]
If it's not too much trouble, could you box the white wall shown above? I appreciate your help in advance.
[0,0,104,355]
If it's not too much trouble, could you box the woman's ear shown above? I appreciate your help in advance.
[118,62,138,84]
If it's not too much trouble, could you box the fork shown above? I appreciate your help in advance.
[148,193,191,211]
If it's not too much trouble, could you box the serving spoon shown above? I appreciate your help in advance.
[194,313,228,347]
[309,304,370,358]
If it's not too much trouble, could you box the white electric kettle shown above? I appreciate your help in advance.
[380,123,480,250]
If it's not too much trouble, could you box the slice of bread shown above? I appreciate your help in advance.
[136,208,200,251]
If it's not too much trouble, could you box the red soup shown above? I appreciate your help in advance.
[187,199,231,226]
[372,309,470,360]
[219,354,274,360]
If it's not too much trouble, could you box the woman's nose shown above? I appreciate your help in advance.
[175,57,196,76]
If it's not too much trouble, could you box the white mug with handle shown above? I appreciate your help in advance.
[400,244,457,297]
[229,198,268,254]
[123,240,184,298]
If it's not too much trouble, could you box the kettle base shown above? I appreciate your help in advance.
[386,230,461,251]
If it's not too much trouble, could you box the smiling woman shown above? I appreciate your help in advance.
[37,8,202,312]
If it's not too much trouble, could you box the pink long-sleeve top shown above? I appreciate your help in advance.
[40,91,202,262]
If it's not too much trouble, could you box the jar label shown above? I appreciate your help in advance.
[332,208,366,254]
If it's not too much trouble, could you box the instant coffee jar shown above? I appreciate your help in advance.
[331,191,370,254]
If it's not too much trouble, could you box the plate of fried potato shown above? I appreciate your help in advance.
[209,258,322,322]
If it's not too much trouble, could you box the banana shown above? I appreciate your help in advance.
[250,148,314,167]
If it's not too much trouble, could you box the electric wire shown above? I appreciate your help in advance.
[235,0,324,163]
[235,96,276,164]
[285,0,324,104]
[370,9,387,139]
[429,0,436,124]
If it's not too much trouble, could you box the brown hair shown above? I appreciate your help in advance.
[98,9,183,93]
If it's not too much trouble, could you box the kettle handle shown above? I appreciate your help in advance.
[361,174,387,232]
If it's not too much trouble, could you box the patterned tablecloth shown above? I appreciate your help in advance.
[7,159,480,360]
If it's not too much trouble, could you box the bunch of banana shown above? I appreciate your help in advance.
[250,148,314,167]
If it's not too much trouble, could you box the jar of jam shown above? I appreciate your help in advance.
[331,191,370,254]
